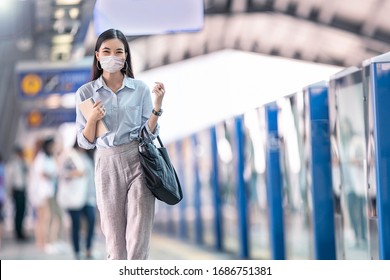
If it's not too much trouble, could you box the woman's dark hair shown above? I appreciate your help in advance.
[73,138,95,160]
[42,138,54,156]
[92,29,134,80]
[14,146,24,157]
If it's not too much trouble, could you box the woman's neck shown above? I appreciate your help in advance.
[102,72,124,93]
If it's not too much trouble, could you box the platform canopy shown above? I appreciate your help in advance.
[137,49,342,143]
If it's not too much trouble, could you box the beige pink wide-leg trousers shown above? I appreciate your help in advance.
[95,141,155,260]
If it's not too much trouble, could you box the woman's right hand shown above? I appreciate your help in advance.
[88,100,106,123]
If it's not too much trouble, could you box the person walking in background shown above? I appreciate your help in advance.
[75,29,165,259]
[58,140,97,259]
[78,145,97,260]
[28,137,59,251]
[5,146,29,241]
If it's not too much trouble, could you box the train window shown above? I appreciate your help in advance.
[332,73,370,259]
[243,108,270,259]
[277,92,313,259]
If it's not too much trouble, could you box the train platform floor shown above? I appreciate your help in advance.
[0,230,236,260]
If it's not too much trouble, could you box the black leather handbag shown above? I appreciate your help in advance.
[138,132,183,205]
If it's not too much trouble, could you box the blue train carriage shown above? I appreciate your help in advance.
[275,83,336,260]
[161,115,270,260]
[264,102,285,259]
[153,141,183,237]
[328,66,370,259]
[209,109,272,260]
[214,117,244,258]
[242,107,270,260]
[276,90,313,259]
[177,136,196,242]
[303,82,336,260]
[362,51,390,260]
[190,128,218,249]
[211,113,265,260]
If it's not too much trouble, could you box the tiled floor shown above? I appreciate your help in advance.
[0,230,235,260]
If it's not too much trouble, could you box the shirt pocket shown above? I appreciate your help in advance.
[123,105,141,128]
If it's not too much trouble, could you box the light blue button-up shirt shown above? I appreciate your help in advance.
[75,75,159,149]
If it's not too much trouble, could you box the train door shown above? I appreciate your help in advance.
[328,67,370,259]
[303,83,336,259]
[194,128,216,248]
[362,63,378,260]
[243,107,270,259]
[216,118,239,256]
[362,52,390,259]
[277,92,313,259]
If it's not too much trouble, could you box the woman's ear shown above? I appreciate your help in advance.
[95,51,100,61]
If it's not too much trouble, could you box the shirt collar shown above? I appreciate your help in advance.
[92,75,136,91]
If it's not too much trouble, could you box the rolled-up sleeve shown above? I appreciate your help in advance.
[141,86,160,140]
[75,90,96,150]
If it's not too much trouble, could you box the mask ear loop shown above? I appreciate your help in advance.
[123,60,129,71]
[96,61,102,70]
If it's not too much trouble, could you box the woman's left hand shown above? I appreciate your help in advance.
[152,82,165,110]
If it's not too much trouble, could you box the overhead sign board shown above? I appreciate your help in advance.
[94,0,204,36]
[18,68,91,99]
[25,109,76,129]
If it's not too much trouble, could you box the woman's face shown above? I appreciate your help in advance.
[95,38,127,61]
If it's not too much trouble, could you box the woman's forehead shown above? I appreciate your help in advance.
[100,38,125,50]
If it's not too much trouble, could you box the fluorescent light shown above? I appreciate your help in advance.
[54,8,66,19]
[51,44,72,60]
[52,34,74,44]
[61,93,76,108]
[45,94,62,109]
[69,7,80,19]
[55,0,81,5]
[52,43,72,52]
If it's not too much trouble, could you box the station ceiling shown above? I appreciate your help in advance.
[2,0,390,70]
[1,0,390,157]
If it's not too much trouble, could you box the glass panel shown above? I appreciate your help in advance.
[153,193,171,233]
[336,75,369,259]
[216,119,239,255]
[363,65,379,260]
[167,143,180,236]
[196,128,215,248]
[243,107,270,259]
[181,137,196,242]
[278,92,313,259]
[155,143,180,235]
[329,79,345,259]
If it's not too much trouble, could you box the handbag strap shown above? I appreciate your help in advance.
[138,125,164,148]
[157,135,164,147]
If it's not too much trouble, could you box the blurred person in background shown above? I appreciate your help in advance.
[58,140,97,259]
[28,137,60,252]
[5,146,29,241]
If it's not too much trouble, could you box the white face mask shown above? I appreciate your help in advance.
[99,56,125,73]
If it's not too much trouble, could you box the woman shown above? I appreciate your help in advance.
[75,29,165,260]
[58,140,97,259]
[28,137,59,251]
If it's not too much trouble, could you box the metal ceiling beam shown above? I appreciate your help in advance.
[205,0,390,44]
